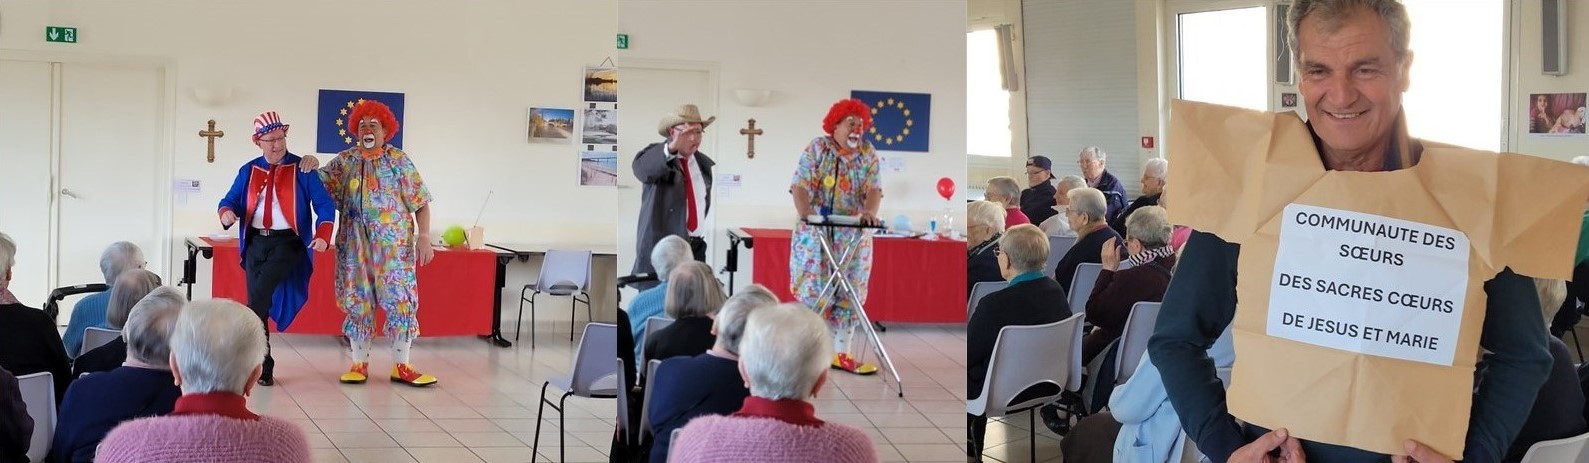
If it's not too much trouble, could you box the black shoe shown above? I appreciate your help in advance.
[257,377,275,387]
[1039,404,1071,436]
[258,355,275,387]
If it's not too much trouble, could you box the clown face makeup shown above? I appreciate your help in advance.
[358,117,385,150]
[833,116,863,150]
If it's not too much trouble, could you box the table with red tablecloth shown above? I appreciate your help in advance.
[180,237,511,340]
[728,228,967,323]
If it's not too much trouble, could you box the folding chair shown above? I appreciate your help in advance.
[637,317,674,368]
[1045,236,1077,278]
[19,372,56,463]
[1519,431,1589,463]
[532,323,618,462]
[639,359,662,443]
[81,326,121,356]
[967,312,1086,462]
[518,249,594,345]
[1068,263,1105,312]
[967,281,1007,318]
[1114,302,1163,385]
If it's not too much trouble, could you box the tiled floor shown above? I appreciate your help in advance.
[248,322,970,462]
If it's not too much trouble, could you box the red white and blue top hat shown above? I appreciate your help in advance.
[252,111,290,141]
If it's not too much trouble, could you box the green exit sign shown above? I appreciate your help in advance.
[617,33,629,50]
[46,26,78,43]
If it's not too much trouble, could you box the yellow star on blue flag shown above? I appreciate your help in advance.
[850,90,931,152]
[317,89,405,153]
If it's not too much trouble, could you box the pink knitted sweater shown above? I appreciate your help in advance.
[96,414,310,463]
[670,414,878,462]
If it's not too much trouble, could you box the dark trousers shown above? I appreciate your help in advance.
[245,231,304,378]
[687,236,707,263]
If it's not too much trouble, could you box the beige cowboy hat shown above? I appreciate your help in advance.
[657,104,716,137]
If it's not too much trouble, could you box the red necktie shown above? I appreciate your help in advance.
[680,154,697,232]
[262,165,276,229]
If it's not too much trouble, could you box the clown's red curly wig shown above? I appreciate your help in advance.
[823,98,872,135]
[348,99,400,142]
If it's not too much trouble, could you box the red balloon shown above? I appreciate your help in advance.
[936,177,955,200]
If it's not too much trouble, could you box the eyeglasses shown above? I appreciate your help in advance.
[258,136,286,145]
[1025,169,1046,176]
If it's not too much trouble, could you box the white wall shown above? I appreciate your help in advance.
[616,0,967,292]
[1509,0,1589,161]
[0,0,620,323]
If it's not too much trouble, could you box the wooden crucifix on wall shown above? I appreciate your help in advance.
[739,118,763,159]
[198,119,225,163]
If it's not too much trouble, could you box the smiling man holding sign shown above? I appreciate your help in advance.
[1150,1,1589,462]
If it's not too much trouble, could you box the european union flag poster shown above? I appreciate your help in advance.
[316,89,405,154]
[850,90,930,152]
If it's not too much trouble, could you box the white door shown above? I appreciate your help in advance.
[56,63,166,290]
[615,65,715,296]
[0,60,56,306]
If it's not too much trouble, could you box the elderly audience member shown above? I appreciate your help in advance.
[642,261,726,365]
[1503,279,1587,463]
[64,241,145,358]
[52,287,186,463]
[97,299,310,462]
[966,225,1072,459]
[1077,146,1127,219]
[1020,156,1060,225]
[967,201,1008,295]
[647,285,779,463]
[1039,175,1087,237]
[1155,2,1552,461]
[1052,188,1122,294]
[1110,157,1166,236]
[0,232,72,402]
[671,303,877,462]
[74,270,163,376]
[984,176,1029,228]
[629,234,692,364]
[0,366,30,463]
[1083,206,1176,364]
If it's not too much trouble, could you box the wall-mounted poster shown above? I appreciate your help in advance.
[1528,92,1586,136]
[528,107,575,144]
[584,67,617,103]
[579,150,617,186]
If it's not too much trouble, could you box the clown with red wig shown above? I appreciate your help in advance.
[789,98,885,375]
[311,99,439,387]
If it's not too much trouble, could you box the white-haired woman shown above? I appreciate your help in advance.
[0,232,73,403]
[1085,206,1177,365]
[97,299,310,462]
[985,176,1029,228]
[1110,157,1167,236]
[1052,188,1122,294]
[64,241,145,358]
[74,280,175,377]
[1040,175,1087,237]
[643,261,727,364]
[648,284,780,463]
[967,200,1007,295]
[672,303,877,462]
[52,286,186,463]
[629,234,693,364]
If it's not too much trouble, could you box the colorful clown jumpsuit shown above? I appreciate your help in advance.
[789,136,881,342]
[319,145,432,343]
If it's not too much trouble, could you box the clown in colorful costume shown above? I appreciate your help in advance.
[310,99,438,387]
[217,111,336,387]
[789,99,884,375]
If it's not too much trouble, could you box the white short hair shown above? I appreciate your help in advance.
[107,269,162,329]
[1055,175,1086,192]
[1079,146,1107,163]
[739,303,832,400]
[665,261,726,319]
[170,299,265,394]
[99,241,144,284]
[651,235,692,282]
[1068,188,1108,223]
[123,286,187,366]
[986,176,1021,204]
[713,285,779,355]
[1125,206,1173,247]
[999,225,1050,273]
[1143,157,1169,180]
[967,200,1006,230]
[0,232,14,286]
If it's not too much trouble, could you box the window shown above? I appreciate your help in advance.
[1175,6,1269,111]
[968,29,1013,157]
[1400,0,1503,151]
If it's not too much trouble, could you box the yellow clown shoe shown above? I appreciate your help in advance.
[339,362,369,384]
[392,363,439,387]
[831,353,877,375]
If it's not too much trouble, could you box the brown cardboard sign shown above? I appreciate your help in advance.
[1165,99,1588,456]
